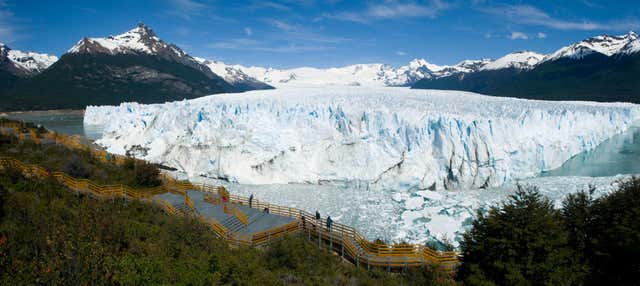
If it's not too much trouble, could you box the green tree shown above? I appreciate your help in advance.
[560,189,595,281]
[586,178,640,285]
[458,185,579,285]
[131,161,161,188]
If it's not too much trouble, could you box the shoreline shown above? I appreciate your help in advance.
[0,109,85,117]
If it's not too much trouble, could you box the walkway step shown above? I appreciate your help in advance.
[222,216,246,232]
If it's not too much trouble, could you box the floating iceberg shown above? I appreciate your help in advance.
[85,86,639,191]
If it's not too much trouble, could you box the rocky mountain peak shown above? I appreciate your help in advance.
[0,42,58,76]
[545,31,639,61]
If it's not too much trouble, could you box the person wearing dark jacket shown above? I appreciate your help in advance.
[326,216,333,232]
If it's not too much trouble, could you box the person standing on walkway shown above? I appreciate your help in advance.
[249,194,254,208]
[326,216,333,232]
[314,211,321,232]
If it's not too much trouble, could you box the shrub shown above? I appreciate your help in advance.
[458,185,580,285]
[584,178,640,285]
[63,155,91,178]
[132,161,161,188]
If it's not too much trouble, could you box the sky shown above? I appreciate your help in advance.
[1,0,639,68]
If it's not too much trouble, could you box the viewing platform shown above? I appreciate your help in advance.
[0,120,459,270]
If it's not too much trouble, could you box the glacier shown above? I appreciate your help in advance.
[85,87,639,190]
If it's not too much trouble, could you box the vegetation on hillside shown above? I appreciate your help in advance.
[458,181,640,285]
[0,131,161,188]
[0,121,455,285]
[0,167,454,285]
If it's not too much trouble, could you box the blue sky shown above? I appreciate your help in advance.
[1,0,639,68]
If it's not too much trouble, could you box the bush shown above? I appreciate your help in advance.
[584,178,640,285]
[458,185,580,285]
[0,170,441,285]
[63,155,92,178]
[459,178,640,285]
[123,156,136,170]
[131,161,161,188]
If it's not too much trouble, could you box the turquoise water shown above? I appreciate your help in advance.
[541,126,640,177]
[4,111,103,140]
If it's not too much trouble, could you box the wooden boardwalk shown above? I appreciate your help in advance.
[0,120,460,270]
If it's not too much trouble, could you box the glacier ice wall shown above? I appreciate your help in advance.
[85,87,639,190]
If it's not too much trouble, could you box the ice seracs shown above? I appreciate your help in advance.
[85,86,640,191]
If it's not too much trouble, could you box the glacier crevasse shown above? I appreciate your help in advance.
[84,87,640,190]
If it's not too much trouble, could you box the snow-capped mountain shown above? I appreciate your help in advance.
[0,43,57,76]
[69,23,183,57]
[481,51,544,70]
[544,31,639,61]
[68,23,219,79]
[412,31,640,103]
[193,57,273,91]
[223,56,522,88]
[238,63,392,87]
[231,59,475,88]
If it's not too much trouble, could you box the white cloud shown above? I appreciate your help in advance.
[266,19,351,44]
[510,31,529,40]
[0,4,18,43]
[537,32,547,39]
[244,27,252,36]
[208,38,330,53]
[480,4,640,31]
[325,0,451,23]
[171,0,206,11]
[167,0,213,20]
[269,19,298,32]
[396,51,407,56]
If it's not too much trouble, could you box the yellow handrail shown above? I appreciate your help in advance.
[0,122,460,268]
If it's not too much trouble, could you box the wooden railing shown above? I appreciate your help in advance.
[184,192,195,210]
[0,121,459,269]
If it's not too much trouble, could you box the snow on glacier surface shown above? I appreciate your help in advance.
[85,86,639,191]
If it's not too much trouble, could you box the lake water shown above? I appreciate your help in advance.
[541,125,640,177]
[3,111,103,140]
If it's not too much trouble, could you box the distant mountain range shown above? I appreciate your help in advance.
[412,32,640,103]
[0,24,273,111]
[210,58,493,88]
[1,25,639,110]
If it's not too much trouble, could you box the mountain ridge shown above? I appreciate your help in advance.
[412,31,640,103]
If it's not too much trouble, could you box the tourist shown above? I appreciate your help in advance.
[249,194,254,208]
[326,216,333,232]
